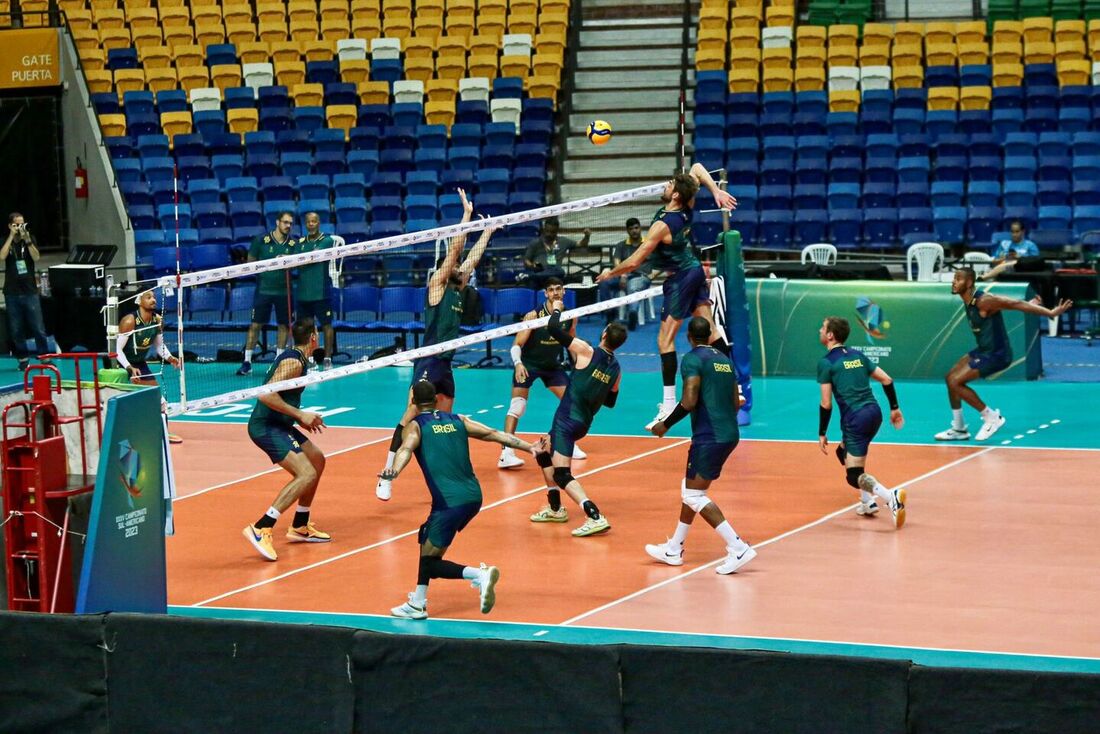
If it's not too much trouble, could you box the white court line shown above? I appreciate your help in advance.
[191,438,690,607]
[175,434,392,501]
[559,446,998,627]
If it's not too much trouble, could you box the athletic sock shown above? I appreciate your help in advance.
[660,351,678,388]
[662,386,677,410]
[870,479,893,504]
[581,499,601,520]
[670,521,692,548]
[255,507,280,529]
[461,566,479,581]
[715,521,748,552]
[860,489,874,505]
[952,408,965,430]
[546,489,562,511]
[243,350,252,363]
[412,585,428,605]
[292,505,310,528]
[980,406,995,421]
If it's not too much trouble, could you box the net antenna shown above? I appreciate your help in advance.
[328,234,347,290]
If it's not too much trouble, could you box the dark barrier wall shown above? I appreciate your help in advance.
[2,612,1100,733]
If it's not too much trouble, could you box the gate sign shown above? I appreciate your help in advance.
[0,29,60,89]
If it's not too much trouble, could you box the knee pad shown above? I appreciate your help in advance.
[507,396,527,419]
[681,482,712,513]
[535,450,553,469]
[552,467,574,489]
[846,466,862,488]
[835,443,847,466]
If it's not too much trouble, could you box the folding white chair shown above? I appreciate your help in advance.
[906,242,945,281]
[801,243,838,265]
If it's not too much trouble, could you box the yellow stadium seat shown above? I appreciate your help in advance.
[727,66,759,93]
[991,41,1022,66]
[275,61,306,87]
[437,35,468,56]
[765,5,793,27]
[526,75,559,103]
[446,15,475,38]
[227,108,259,134]
[325,104,357,134]
[1058,59,1091,86]
[893,22,924,47]
[271,41,302,64]
[159,111,193,138]
[862,23,894,46]
[859,45,890,67]
[476,12,506,37]
[349,13,381,37]
[131,27,164,51]
[697,4,727,33]
[1022,17,1053,44]
[177,67,211,93]
[761,46,792,70]
[140,46,174,69]
[403,57,433,82]
[729,26,760,50]
[794,65,825,91]
[223,4,252,25]
[892,65,924,89]
[98,27,132,51]
[956,21,986,46]
[924,21,955,46]
[357,80,390,104]
[158,5,189,26]
[992,20,1023,45]
[340,59,370,83]
[125,7,157,28]
[425,99,455,127]
[992,63,1024,86]
[927,87,959,110]
[172,44,205,68]
[403,37,434,61]
[797,45,826,69]
[257,2,286,24]
[426,78,459,104]
[259,21,289,43]
[829,89,860,112]
[98,114,127,138]
[796,25,826,48]
[826,45,858,67]
[958,42,989,66]
[324,18,355,39]
[302,39,335,63]
[470,33,502,57]
[1025,40,1055,65]
[828,24,858,47]
[507,10,537,36]
[532,51,563,78]
[291,83,324,106]
[145,67,178,93]
[1055,40,1086,63]
[320,0,349,21]
[65,7,94,31]
[290,20,321,42]
[226,23,259,46]
[210,64,242,90]
[415,16,445,38]
[114,69,145,95]
[238,41,271,64]
[192,5,221,26]
[538,9,568,35]
[697,28,726,55]
[925,42,957,67]
[507,0,536,13]
[1088,19,1100,50]
[500,55,531,77]
[437,53,468,80]
[540,0,568,11]
[84,69,114,96]
[1055,19,1085,45]
[730,6,762,28]
[195,24,227,49]
[729,47,760,69]
[384,12,413,39]
[79,47,107,72]
[289,1,318,24]
[467,54,498,78]
[349,0,380,15]
[762,66,792,92]
[959,85,991,110]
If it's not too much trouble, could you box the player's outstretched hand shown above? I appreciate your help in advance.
[714,190,738,211]
[890,409,904,430]
[514,362,529,383]
[530,436,549,456]
[457,187,473,216]
[818,434,829,454]
[297,411,325,433]
[1051,298,1073,316]
[168,356,181,369]
[595,268,613,283]
[649,421,668,438]
[128,366,143,381]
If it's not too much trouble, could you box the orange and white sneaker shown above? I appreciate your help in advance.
[168,433,184,444]
[286,522,332,543]
[242,524,277,561]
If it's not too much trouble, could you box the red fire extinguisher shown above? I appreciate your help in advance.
[74,157,88,199]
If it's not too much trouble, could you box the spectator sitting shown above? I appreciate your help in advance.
[518,218,590,289]
[991,219,1039,263]
[597,217,652,330]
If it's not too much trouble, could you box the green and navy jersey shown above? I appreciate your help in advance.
[249,347,309,429]
[296,234,333,302]
[424,286,464,360]
[966,290,1011,355]
[649,207,699,274]
[412,410,482,508]
[521,304,571,371]
[248,233,297,295]
[123,311,160,364]
[558,347,620,427]
[681,345,740,443]
[817,346,878,418]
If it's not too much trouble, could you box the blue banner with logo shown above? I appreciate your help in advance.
[76,388,168,613]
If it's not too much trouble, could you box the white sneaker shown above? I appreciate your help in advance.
[475,563,500,614]
[645,403,673,431]
[975,410,1006,441]
[390,593,427,619]
[889,488,908,529]
[530,505,569,523]
[571,515,610,537]
[856,501,879,517]
[497,447,524,469]
[645,540,684,566]
[571,445,587,460]
[376,476,392,501]
[935,426,971,441]
[716,545,756,575]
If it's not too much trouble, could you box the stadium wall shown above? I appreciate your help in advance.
[1,611,1098,733]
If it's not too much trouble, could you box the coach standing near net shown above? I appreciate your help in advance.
[3,212,50,371]
[237,211,298,376]
[596,164,736,428]
[297,211,336,361]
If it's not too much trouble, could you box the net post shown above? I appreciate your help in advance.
[718,168,730,233]
[718,229,753,424]
[104,274,118,356]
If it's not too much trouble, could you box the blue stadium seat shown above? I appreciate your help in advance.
[91,93,120,115]
[156,89,188,113]
[967,206,1003,243]
[1003,156,1037,182]
[261,176,295,201]
[187,178,222,205]
[1037,180,1071,207]
[177,156,213,184]
[492,77,524,99]
[958,110,992,136]
[1073,205,1100,237]
[794,184,827,210]
[135,134,170,158]
[1073,155,1100,183]
[193,110,226,138]
[128,205,156,230]
[760,156,794,187]
[828,157,862,185]
[830,135,862,159]
[1038,155,1072,183]
[149,180,181,207]
[1073,132,1100,158]
[262,200,296,219]
[206,132,243,157]
[992,108,1024,137]
[229,201,264,228]
[197,227,233,246]
[966,181,1001,208]
[142,157,175,183]
[827,183,860,209]
[477,168,511,196]
[992,86,1023,110]
[1002,206,1037,230]
[925,110,958,137]
[280,151,314,178]
[113,159,143,185]
[391,103,422,127]
[728,207,758,244]
[120,180,153,206]
[793,110,827,137]
[898,207,935,237]
[925,65,958,87]
[863,207,898,249]
[1038,205,1073,230]
[369,195,403,221]
[759,111,792,138]
[224,87,255,110]
[357,104,391,128]
[829,209,862,249]
[1073,181,1100,207]
[1003,180,1037,207]
[244,151,279,180]
[349,125,382,151]
[243,130,276,156]
[759,185,792,210]
[931,181,965,207]
[107,47,139,70]
[296,174,331,201]
[347,150,380,177]
[932,206,967,242]
[758,210,794,248]
[794,209,828,244]
[225,176,260,202]
[862,182,896,209]
[826,112,858,137]
[123,90,155,117]
[299,199,333,222]
[310,128,346,155]
[332,172,366,199]
[865,156,897,185]
[725,136,760,164]
[1004,132,1038,157]
[727,184,758,210]
[960,64,992,87]
[891,108,925,136]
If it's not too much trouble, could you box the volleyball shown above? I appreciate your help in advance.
[586,119,612,145]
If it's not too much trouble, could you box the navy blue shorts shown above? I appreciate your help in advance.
[513,366,569,390]
[968,348,1012,378]
[297,298,334,327]
[251,292,291,326]
[685,439,739,481]
[840,403,883,458]
[550,413,588,458]
[661,265,710,321]
[247,421,309,463]
[412,356,455,398]
[419,501,481,548]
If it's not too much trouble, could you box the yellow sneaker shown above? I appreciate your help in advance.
[242,524,277,561]
[168,433,183,444]
[286,522,332,543]
[529,505,569,523]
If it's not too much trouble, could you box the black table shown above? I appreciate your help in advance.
[41,295,107,352]
[745,262,893,281]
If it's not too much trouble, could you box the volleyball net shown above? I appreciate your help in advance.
[105,177,742,415]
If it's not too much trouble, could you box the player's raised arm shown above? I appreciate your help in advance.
[689,162,737,210]
[458,215,499,282]
[546,299,593,363]
[983,293,1074,319]
[599,222,665,281]
[429,188,474,296]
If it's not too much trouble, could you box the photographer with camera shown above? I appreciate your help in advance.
[2,212,50,371]
[519,218,590,289]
